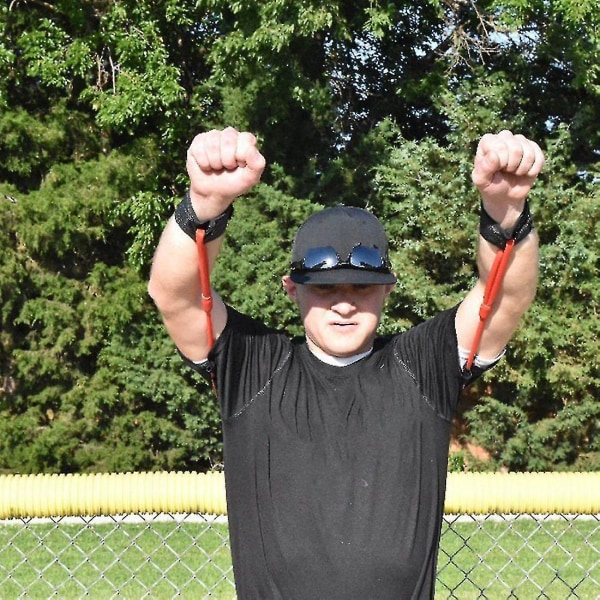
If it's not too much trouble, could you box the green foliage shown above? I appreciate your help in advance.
[0,144,222,474]
[371,123,477,328]
[0,0,598,473]
[0,105,100,191]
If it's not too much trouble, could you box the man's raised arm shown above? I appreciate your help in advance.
[148,128,265,361]
[456,130,545,364]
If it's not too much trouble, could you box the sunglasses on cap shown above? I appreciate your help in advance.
[290,244,392,273]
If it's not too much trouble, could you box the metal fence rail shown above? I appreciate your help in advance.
[0,472,598,598]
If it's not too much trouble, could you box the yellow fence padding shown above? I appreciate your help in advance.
[0,471,227,519]
[0,471,599,519]
[445,472,600,514]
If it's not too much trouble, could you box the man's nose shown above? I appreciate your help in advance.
[330,295,356,315]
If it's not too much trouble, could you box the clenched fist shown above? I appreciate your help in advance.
[472,130,545,208]
[186,127,266,221]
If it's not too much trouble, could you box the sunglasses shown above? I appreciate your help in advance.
[291,244,392,273]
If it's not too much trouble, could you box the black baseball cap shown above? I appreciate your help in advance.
[289,206,397,285]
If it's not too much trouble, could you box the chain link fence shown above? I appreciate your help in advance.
[1,512,598,598]
[438,513,600,598]
[0,513,234,598]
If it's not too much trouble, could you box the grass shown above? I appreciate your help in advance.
[0,516,598,598]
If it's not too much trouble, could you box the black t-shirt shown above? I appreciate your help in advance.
[200,306,466,600]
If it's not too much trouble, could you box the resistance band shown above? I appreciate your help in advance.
[465,238,515,372]
[195,229,218,394]
[195,228,214,348]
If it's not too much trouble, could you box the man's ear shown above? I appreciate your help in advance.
[282,275,298,302]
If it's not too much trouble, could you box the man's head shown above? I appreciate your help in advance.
[283,206,396,359]
[288,206,397,286]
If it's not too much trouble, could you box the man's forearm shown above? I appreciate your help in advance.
[476,229,539,308]
[477,196,539,303]
[148,217,226,360]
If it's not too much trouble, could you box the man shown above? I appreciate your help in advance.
[148,127,543,599]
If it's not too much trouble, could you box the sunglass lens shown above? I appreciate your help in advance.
[303,246,339,270]
[349,245,384,269]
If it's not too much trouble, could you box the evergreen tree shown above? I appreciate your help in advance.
[0,0,597,473]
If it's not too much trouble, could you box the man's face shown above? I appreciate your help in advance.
[282,277,394,358]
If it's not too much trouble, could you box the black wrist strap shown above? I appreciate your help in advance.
[174,193,234,243]
[479,200,534,249]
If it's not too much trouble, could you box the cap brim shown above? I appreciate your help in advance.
[290,268,397,285]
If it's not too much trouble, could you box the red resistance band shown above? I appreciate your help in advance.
[195,229,215,349]
[465,238,515,373]
[195,228,219,394]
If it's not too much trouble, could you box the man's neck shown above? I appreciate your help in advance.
[306,342,373,366]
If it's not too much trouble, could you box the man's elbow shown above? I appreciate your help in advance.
[147,277,180,319]
[147,277,165,314]
[504,281,537,322]
[147,276,160,306]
